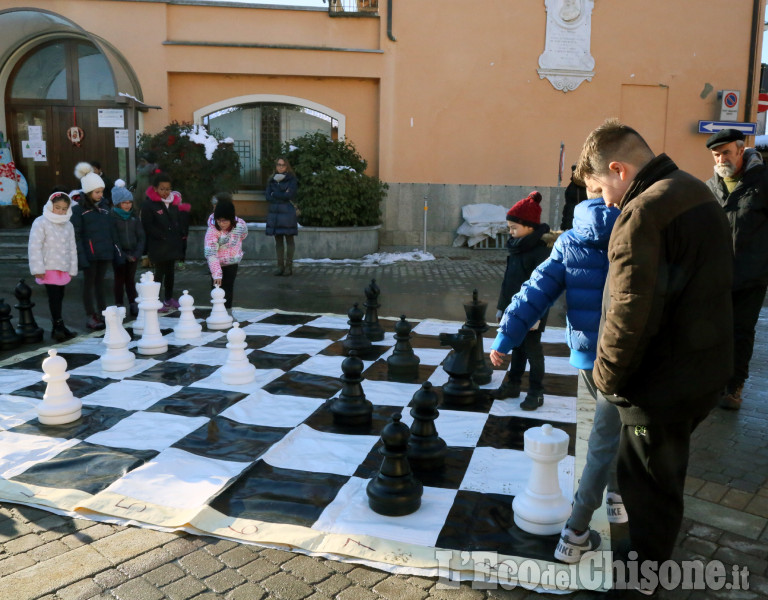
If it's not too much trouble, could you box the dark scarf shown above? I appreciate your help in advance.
[506,223,550,254]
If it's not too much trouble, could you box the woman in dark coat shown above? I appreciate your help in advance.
[265,157,299,276]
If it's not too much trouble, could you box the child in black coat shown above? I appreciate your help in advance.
[492,191,552,409]
[111,180,145,316]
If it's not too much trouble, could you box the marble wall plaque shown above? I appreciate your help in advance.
[537,0,595,92]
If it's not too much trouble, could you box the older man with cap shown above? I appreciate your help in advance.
[705,128,768,410]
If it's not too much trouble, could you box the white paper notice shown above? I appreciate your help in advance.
[98,109,124,128]
[27,126,42,142]
[21,141,33,158]
[114,129,129,148]
[30,141,47,162]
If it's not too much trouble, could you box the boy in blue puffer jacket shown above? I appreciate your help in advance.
[489,195,623,565]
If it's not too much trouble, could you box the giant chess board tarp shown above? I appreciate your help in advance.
[0,308,611,592]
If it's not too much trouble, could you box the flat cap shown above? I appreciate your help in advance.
[706,128,745,149]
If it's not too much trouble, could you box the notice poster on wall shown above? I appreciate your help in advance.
[114,129,129,148]
[98,109,125,128]
[27,126,43,142]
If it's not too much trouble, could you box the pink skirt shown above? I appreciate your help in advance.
[35,270,71,286]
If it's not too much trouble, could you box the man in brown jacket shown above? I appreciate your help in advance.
[575,120,733,596]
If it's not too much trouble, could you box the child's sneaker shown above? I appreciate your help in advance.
[167,297,180,309]
[554,526,601,564]
[606,492,628,524]
[520,391,544,411]
[158,301,172,314]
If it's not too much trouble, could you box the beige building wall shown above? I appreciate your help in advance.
[1,0,765,242]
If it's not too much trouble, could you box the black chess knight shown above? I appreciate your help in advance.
[439,327,482,407]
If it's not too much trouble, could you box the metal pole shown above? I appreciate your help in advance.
[423,195,428,253]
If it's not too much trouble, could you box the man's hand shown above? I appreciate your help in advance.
[490,349,506,367]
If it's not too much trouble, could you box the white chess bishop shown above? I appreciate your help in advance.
[101,306,135,371]
[37,349,82,425]
[512,423,572,535]
[174,290,202,340]
[220,323,256,385]
[206,285,233,330]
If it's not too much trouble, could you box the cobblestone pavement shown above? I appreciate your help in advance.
[0,247,766,599]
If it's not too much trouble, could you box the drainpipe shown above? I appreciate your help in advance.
[387,0,396,42]
[744,0,761,120]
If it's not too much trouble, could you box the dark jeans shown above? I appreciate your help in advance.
[211,264,239,309]
[45,284,66,322]
[114,259,139,306]
[507,330,544,393]
[82,259,111,316]
[154,259,176,302]
[730,284,767,389]
[617,403,712,567]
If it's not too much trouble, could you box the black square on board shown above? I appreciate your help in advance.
[9,405,133,440]
[248,350,311,371]
[4,352,100,372]
[10,442,158,496]
[128,362,219,386]
[144,387,247,418]
[209,460,349,527]
[262,371,343,400]
[477,415,576,455]
[287,326,346,341]
[11,375,115,401]
[259,313,318,326]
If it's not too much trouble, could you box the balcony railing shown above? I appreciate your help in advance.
[328,0,378,15]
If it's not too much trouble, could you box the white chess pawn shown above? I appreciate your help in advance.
[174,290,202,340]
[132,271,152,335]
[137,273,168,355]
[220,323,256,385]
[206,285,233,331]
[101,306,135,371]
[37,349,82,425]
[512,423,572,535]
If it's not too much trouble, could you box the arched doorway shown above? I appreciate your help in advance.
[5,38,127,214]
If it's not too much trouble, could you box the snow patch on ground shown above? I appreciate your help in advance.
[295,250,435,266]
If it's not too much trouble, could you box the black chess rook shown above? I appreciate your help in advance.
[362,279,384,342]
[366,412,423,516]
[386,315,420,382]
[342,303,372,355]
[439,327,482,407]
[14,279,43,344]
[330,350,373,427]
[463,288,493,386]
[407,382,447,471]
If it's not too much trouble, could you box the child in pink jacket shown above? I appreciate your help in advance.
[204,194,248,309]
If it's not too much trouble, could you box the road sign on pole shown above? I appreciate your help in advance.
[698,121,757,135]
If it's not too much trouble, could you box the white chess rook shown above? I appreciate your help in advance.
[137,274,168,355]
[220,323,256,384]
[512,423,572,535]
[101,306,135,371]
[132,271,153,335]
[37,349,82,425]
[174,290,202,340]
[206,285,233,331]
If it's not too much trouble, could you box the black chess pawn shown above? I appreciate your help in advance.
[366,412,423,516]
[362,279,384,342]
[439,326,481,407]
[387,315,420,382]
[407,382,447,471]
[0,298,21,351]
[342,303,372,356]
[331,350,373,427]
[14,279,43,344]
[463,289,493,386]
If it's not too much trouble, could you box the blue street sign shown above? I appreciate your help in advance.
[698,120,757,135]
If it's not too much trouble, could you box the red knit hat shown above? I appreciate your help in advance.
[507,191,542,226]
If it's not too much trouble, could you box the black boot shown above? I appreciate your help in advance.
[520,391,544,411]
[284,260,293,276]
[52,319,76,342]
[490,379,521,400]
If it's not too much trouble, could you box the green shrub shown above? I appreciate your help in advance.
[266,132,387,227]
[138,122,241,224]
